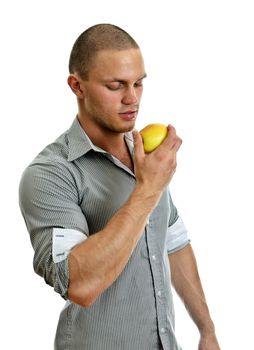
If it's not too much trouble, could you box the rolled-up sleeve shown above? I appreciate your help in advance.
[166,216,190,254]
[19,161,88,299]
[166,191,190,254]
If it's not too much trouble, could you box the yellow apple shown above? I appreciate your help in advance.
[140,123,168,153]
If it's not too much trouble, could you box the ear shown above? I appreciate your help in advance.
[67,74,85,98]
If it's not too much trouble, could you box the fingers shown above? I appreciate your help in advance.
[166,125,182,150]
[160,124,182,151]
[132,125,181,191]
[132,129,145,160]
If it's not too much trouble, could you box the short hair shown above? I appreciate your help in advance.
[68,24,139,80]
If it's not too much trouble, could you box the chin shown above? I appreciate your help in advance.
[120,122,136,133]
[125,125,135,132]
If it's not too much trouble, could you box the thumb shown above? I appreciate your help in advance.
[132,129,145,160]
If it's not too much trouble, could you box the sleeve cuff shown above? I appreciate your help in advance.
[166,216,190,254]
[52,228,88,298]
[54,258,69,299]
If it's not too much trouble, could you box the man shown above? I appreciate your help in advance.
[19,24,220,349]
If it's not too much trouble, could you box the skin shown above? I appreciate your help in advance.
[67,48,220,349]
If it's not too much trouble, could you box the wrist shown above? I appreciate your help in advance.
[198,321,216,337]
[132,183,161,208]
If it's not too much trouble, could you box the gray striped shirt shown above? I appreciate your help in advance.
[19,117,190,350]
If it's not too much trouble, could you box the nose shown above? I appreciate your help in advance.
[122,87,138,105]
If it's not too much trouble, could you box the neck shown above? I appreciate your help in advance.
[78,115,126,154]
[77,114,134,172]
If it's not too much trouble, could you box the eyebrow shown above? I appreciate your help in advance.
[105,73,147,83]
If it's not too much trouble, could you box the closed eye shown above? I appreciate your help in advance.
[105,75,146,91]
[134,80,143,88]
[106,83,123,91]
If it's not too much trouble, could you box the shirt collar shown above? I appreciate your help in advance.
[67,116,134,162]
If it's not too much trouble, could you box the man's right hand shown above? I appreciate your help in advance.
[132,125,182,196]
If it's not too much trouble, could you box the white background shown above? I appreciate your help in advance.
[1,0,253,349]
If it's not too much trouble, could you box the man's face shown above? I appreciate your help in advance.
[80,48,146,133]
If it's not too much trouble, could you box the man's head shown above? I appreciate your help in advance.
[69,23,139,80]
[68,24,146,135]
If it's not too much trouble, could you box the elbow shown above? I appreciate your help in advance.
[67,283,98,308]
[67,252,103,308]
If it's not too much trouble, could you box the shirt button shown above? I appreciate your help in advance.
[151,255,156,261]
[160,327,166,334]
[157,290,162,297]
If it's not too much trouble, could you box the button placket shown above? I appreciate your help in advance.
[146,223,169,348]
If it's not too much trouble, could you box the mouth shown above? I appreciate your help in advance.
[118,110,138,121]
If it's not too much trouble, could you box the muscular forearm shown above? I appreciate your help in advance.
[68,184,160,307]
[168,244,215,336]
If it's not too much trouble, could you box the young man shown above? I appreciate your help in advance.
[19,24,220,350]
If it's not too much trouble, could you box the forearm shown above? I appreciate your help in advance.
[168,244,215,336]
[68,184,160,307]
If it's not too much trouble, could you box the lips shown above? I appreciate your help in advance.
[119,110,137,115]
[118,110,137,121]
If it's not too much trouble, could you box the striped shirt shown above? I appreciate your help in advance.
[19,117,190,350]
